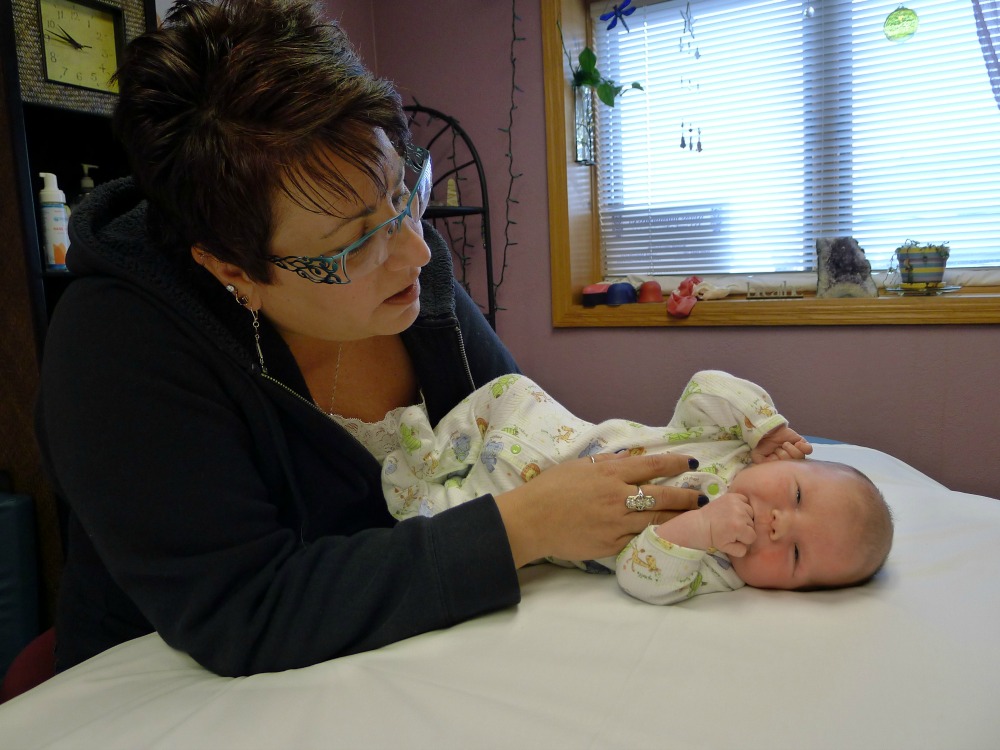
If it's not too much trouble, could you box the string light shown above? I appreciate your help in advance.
[495,0,525,314]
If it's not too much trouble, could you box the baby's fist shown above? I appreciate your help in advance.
[704,493,756,558]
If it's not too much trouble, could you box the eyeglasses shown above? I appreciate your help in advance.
[268,145,432,284]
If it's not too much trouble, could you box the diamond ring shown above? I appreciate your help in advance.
[625,486,655,511]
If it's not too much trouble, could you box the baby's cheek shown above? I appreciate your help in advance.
[729,548,783,589]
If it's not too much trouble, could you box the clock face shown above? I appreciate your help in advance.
[38,0,122,94]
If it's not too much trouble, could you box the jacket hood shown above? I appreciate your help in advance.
[67,176,152,279]
[67,177,258,371]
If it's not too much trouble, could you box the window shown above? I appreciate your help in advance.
[590,0,1000,277]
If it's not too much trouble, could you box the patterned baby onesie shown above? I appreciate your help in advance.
[382,370,790,604]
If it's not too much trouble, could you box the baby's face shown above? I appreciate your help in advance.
[726,460,865,590]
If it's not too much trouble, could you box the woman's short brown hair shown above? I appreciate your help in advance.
[113,0,409,282]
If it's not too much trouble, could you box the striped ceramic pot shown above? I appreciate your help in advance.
[895,242,950,286]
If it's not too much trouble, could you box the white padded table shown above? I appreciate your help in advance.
[2,444,998,750]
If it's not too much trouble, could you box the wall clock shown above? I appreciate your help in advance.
[38,0,122,94]
[8,0,153,115]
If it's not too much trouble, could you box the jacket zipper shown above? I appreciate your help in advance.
[260,370,331,419]
[453,323,476,390]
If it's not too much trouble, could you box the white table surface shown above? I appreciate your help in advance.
[2,444,998,750]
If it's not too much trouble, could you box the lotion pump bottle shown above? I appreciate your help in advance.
[38,172,70,268]
[70,163,98,212]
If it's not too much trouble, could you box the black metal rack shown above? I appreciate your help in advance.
[404,105,496,329]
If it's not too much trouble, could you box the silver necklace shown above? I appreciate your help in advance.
[326,343,344,416]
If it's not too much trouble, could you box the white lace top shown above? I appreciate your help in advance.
[329,401,427,463]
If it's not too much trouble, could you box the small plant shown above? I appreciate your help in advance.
[895,239,950,258]
[891,239,951,287]
[558,21,643,107]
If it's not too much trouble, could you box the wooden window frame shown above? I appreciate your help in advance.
[540,0,1000,327]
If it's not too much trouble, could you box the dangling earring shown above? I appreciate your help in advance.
[226,284,267,375]
[250,307,267,375]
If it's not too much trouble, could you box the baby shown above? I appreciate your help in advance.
[381,370,893,604]
[617,451,891,604]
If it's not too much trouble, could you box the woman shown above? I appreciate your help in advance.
[36,0,700,677]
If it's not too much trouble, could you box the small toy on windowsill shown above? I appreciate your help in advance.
[582,283,611,307]
[815,236,878,298]
[667,276,700,317]
[667,277,733,318]
[605,282,638,305]
[637,280,663,303]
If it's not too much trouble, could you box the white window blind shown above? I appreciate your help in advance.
[591,0,1000,275]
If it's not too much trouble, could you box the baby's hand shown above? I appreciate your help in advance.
[702,493,756,558]
[653,493,756,557]
[751,425,813,464]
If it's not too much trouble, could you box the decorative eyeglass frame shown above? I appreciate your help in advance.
[268,146,432,285]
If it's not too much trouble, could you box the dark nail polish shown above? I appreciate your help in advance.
[697,495,710,507]
[688,458,699,470]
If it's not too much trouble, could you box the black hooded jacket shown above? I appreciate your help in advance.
[37,178,521,676]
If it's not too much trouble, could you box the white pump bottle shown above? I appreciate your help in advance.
[38,172,70,268]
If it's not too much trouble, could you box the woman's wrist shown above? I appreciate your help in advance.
[493,489,544,569]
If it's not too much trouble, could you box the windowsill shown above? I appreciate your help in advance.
[552,286,1000,327]
[609,268,1000,295]
[540,0,1000,329]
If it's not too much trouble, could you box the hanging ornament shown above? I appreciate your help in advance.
[884,6,918,43]
[600,0,636,32]
[676,1,703,154]
[681,2,695,36]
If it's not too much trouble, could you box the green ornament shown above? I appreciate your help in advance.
[884,6,919,42]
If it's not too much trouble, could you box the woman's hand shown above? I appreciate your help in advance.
[493,452,702,568]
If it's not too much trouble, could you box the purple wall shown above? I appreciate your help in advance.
[330,1,999,499]
[320,2,376,67]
